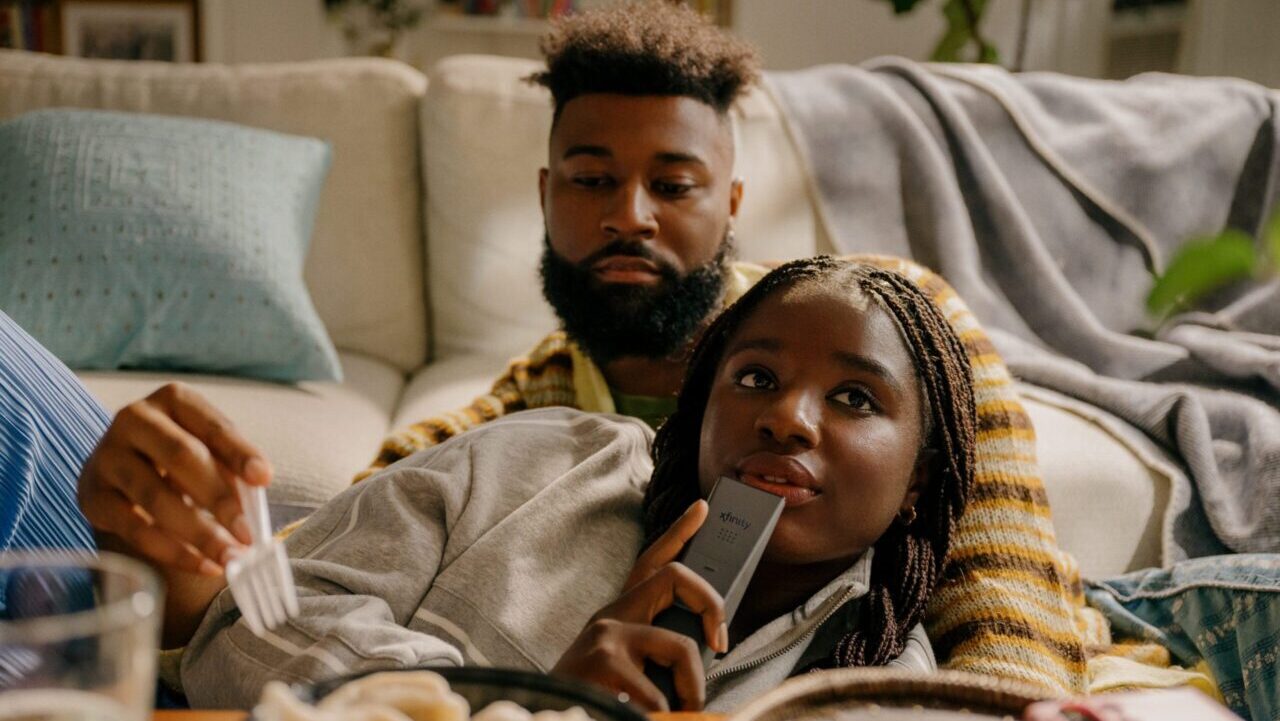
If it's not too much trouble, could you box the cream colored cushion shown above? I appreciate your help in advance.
[0,51,429,372]
[391,353,513,430]
[1019,384,1172,578]
[77,351,402,513]
[422,54,818,362]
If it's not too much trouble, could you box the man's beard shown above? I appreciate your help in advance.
[539,234,731,365]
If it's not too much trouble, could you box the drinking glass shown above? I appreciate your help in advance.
[0,551,162,721]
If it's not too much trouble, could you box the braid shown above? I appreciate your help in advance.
[641,256,977,670]
[827,267,976,667]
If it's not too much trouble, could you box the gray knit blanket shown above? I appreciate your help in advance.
[768,58,1280,561]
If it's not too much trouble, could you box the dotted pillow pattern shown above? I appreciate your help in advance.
[0,109,341,382]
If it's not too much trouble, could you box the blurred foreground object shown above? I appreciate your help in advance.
[1024,687,1242,721]
[0,551,162,721]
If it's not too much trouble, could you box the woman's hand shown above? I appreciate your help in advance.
[552,500,729,712]
[78,382,271,576]
[77,383,275,648]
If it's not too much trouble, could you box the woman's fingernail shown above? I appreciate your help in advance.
[232,515,253,545]
[717,623,729,653]
[198,559,222,577]
[244,457,271,484]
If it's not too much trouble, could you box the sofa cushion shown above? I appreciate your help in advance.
[0,108,340,382]
[0,51,429,373]
[391,352,515,430]
[1020,384,1172,578]
[422,54,819,362]
[77,350,403,518]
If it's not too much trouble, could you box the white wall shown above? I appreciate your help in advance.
[734,0,1033,71]
[197,0,1280,90]
[1181,0,1280,89]
[201,0,344,64]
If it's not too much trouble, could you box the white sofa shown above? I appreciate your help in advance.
[0,50,1175,579]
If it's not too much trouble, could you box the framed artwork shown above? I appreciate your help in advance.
[59,0,200,62]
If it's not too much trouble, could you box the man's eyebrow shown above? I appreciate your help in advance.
[563,145,611,160]
[655,151,707,167]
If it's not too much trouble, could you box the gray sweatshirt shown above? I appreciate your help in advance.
[181,408,934,711]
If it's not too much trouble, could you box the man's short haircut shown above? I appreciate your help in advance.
[527,0,761,122]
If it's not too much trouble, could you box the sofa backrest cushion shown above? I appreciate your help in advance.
[0,51,429,372]
[423,54,822,361]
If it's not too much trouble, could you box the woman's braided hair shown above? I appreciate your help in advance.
[641,256,977,668]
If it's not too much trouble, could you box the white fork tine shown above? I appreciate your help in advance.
[245,483,283,629]
[245,562,271,628]
[273,544,301,617]
[226,480,298,637]
[250,561,282,628]
[228,565,265,636]
[258,555,288,627]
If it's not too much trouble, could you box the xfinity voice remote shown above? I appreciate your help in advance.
[643,475,785,709]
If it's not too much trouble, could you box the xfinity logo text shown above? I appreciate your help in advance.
[720,511,750,530]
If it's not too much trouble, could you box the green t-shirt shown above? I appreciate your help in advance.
[610,389,677,430]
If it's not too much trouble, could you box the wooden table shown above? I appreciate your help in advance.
[155,711,722,721]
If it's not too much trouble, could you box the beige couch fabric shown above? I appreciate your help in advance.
[1020,388,1172,575]
[78,350,402,511]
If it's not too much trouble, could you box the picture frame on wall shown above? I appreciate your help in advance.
[59,0,200,62]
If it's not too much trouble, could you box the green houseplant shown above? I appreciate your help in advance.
[884,0,1002,64]
[1146,216,1280,322]
[323,0,425,57]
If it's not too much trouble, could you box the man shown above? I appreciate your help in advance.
[61,0,1085,698]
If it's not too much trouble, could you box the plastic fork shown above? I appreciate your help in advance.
[225,480,300,636]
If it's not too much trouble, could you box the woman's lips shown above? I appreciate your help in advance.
[735,454,821,507]
[738,473,819,507]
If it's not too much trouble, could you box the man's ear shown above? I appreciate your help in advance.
[538,168,549,213]
[902,448,937,513]
[729,177,744,220]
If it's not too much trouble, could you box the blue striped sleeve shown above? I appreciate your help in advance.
[1,310,107,554]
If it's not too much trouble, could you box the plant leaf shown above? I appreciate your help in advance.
[888,0,926,14]
[931,0,972,62]
[1266,214,1280,272]
[1146,230,1257,318]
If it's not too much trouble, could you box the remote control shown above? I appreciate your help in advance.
[643,476,785,709]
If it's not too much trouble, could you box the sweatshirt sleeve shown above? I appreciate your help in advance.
[180,441,475,709]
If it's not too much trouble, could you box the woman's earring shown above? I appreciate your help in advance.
[898,506,917,526]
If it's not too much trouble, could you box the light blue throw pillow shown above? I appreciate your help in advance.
[0,109,341,382]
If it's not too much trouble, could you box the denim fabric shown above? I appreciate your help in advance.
[1086,555,1280,721]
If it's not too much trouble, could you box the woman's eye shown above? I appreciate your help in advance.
[734,370,776,390]
[830,388,875,411]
